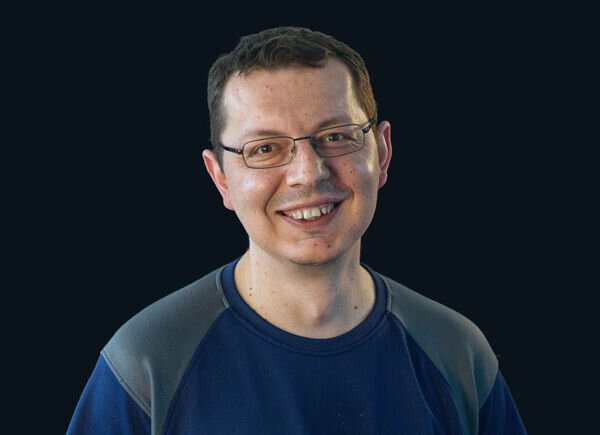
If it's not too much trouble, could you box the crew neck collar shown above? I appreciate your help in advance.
[219,257,388,355]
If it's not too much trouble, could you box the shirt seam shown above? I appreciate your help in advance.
[161,310,229,434]
[225,304,390,357]
[100,349,152,417]
[386,312,468,432]
[478,366,500,411]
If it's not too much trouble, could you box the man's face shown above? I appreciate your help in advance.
[203,59,391,266]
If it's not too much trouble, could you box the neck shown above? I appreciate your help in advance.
[234,241,375,339]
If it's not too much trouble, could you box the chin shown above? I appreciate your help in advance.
[281,239,356,267]
[286,254,339,267]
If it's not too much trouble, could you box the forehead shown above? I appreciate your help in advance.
[221,60,363,142]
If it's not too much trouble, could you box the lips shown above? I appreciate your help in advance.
[282,203,335,220]
[277,200,343,228]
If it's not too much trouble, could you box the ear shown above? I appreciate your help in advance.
[202,149,234,210]
[375,121,392,189]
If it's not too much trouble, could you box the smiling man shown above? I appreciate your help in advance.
[204,57,387,340]
[68,27,526,434]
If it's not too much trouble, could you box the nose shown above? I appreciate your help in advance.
[285,138,331,187]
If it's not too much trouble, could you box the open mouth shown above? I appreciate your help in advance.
[278,202,341,221]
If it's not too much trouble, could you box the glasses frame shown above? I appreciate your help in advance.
[217,117,376,169]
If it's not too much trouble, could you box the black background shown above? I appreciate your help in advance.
[8,4,593,434]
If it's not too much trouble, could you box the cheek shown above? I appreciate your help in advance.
[338,147,380,191]
[229,172,280,212]
[338,151,380,223]
[363,144,381,176]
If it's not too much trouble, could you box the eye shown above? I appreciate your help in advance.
[258,144,274,154]
[246,141,285,158]
[325,133,345,142]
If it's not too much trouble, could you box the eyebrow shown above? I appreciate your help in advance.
[242,115,354,142]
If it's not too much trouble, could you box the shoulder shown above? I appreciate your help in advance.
[101,266,229,421]
[379,273,498,434]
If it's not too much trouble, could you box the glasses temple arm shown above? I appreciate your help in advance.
[362,117,376,134]
[217,143,244,155]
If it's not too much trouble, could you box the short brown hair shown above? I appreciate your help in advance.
[207,26,378,167]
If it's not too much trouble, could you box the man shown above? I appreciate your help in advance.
[68,27,526,434]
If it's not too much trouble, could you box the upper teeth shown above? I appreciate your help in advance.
[286,203,334,220]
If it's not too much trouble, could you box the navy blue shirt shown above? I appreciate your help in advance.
[68,260,526,434]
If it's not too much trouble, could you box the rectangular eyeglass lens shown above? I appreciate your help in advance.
[314,125,362,156]
[244,138,292,167]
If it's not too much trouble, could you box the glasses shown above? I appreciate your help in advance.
[218,118,375,169]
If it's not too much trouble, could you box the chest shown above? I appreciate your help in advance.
[161,318,456,434]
